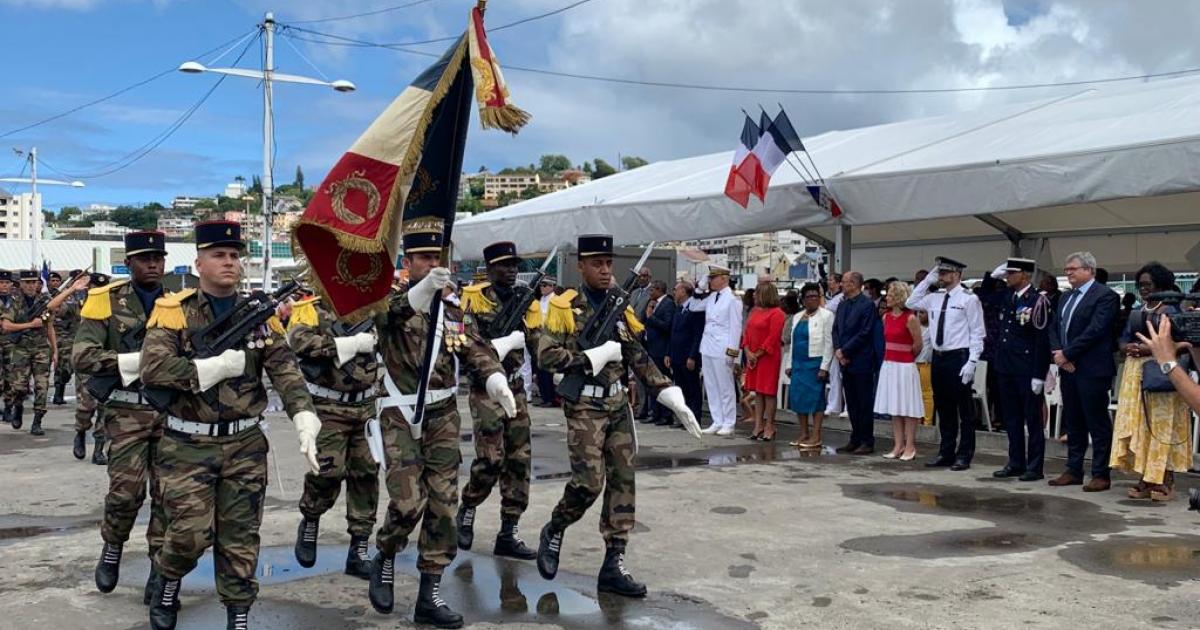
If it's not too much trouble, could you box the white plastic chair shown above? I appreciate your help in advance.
[972,360,991,431]
[1044,365,1063,439]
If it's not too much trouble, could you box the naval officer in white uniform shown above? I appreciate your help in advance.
[689,265,743,436]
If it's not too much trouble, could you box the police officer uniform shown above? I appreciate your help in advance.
[906,257,986,470]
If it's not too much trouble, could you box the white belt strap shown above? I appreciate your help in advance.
[166,415,259,437]
[305,381,373,404]
[376,370,455,421]
[581,382,627,399]
[108,389,147,405]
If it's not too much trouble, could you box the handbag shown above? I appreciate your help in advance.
[1141,355,1190,393]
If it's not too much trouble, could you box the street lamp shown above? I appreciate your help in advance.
[0,147,85,268]
[178,11,356,290]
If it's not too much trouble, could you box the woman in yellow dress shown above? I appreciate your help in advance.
[1110,262,1191,501]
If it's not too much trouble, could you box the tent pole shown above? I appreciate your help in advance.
[834,223,851,272]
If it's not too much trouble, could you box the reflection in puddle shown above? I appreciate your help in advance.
[0,514,100,545]
[1059,535,1200,589]
[535,442,834,480]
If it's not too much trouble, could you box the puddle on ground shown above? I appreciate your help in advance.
[838,483,1140,560]
[123,545,756,629]
[1058,535,1200,589]
[533,442,834,481]
[0,513,101,545]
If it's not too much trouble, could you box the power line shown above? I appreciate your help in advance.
[288,26,1200,94]
[286,0,441,25]
[0,28,260,140]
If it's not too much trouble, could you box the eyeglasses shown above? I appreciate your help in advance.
[1063,266,1084,273]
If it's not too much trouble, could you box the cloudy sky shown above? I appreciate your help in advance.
[2,0,1197,209]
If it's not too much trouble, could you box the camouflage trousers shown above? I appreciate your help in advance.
[0,342,11,404]
[375,402,461,575]
[101,405,166,555]
[550,398,637,548]
[155,425,268,606]
[462,387,531,521]
[299,398,379,537]
[8,342,51,412]
[74,374,103,438]
[54,336,73,387]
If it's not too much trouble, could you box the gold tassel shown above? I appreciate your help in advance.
[461,283,496,314]
[623,306,645,336]
[523,298,542,330]
[79,279,127,321]
[147,289,194,330]
[267,315,286,336]
[480,105,531,134]
[288,297,320,330]
[546,290,578,335]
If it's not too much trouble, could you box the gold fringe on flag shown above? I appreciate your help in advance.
[468,2,530,134]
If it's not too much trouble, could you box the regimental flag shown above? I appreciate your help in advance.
[293,3,528,321]
[748,110,804,201]
[806,184,843,218]
[39,260,50,293]
[723,115,761,208]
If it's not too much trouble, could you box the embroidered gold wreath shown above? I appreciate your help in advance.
[471,57,498,104]
[334,249,382,293]
[407,167,439,208]
[327,169,381,226]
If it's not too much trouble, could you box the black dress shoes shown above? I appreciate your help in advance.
[949,460,971,471]
[992,466,1024,478]
[924,457,953,468]
[1018,471,1044,482]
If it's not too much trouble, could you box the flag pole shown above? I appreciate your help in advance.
[778,102,828,184]
[756,104,816,186]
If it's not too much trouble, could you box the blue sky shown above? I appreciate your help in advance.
[2,0,1195,211]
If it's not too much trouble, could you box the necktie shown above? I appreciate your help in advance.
[935,292,950,347]
[1061,290,1080,339]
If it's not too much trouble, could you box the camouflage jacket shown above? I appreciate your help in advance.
[0,294,13,348]
[139,289,315,423]
[51,290,83,342]
[460,282,542,390]
[537,288,671,413]
[73,280,159,403]
[375,289,502,410]
[286,298,380,394]
[1,293,53,350]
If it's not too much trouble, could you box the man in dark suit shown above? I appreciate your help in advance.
[666,280,704,425]
[1047,251,1119,492]
[642,280,676,425]
[979,258,1052,481]
[832,271,883,454]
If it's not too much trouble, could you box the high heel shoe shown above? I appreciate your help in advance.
[899,451,917,461]
[749,431,764,441]
[882,452,899,459]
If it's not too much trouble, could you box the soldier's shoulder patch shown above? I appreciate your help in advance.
[524,296,542,330]
[461,283,496,315]
[146,289,195,330]
[623,305,645,336]
[546,289,579,335]
[287,297,320,330]
[80,279,130,320]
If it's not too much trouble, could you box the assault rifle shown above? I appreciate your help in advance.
[557,242,655,403]
[9,299,51,344]
[87,321,147,402]
[143,281,299,411]
[298,315,375,382]
[485,244,559,340]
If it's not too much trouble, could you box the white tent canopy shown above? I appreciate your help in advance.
[456,74,1200,276]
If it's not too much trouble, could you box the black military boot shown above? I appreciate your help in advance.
[414,572,463,629]
[293,517,318,568]
[10,403,23,430]
[73,430,86,460]
[29,411,44,436]
[92,435,108,466]
[494,518,536,560]
[597,545,647,598]
[368,551,395,614]
[144,563,160,606]
[455,505,475,550]
[226,605,250,630]
[95,541,122,593]
[52,383,66,405]
[149,576,181,630]
[344,535,371,579]
[536,523,564,580]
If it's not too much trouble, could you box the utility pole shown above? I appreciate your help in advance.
[261,12,276,291]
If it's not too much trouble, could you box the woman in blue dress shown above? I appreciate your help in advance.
[786,283,834,449]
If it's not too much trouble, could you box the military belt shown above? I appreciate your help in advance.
[306,381,374,404]
[581,383,627,399]
[166,415,260,437]
[108,389,148,405]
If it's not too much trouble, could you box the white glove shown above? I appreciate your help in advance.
[485,372,517,418]
[194,349,246,392]
[990,263,1008,280]
[491,330,526,359]
[582,340,623,375]
[292,410,322,474]
[697,274,710,292]
[117,352,141,387]
[657,386,702,439]
[1032,378,1045,395]
[334,331,377,367]
[408,267,452,314]
[960,360,976,385]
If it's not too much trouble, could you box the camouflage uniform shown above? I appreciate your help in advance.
[537,289,671,548]
[373,290,502,574]
[73,280,167,555]
[288,300,380,537]
[139,288,315,606]
[460,283,541,521]
[0,291,13,412]
[3,293,54,414]
[52,295,102,437]
[51,287,79,395]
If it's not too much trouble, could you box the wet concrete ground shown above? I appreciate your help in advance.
[0,395,1198,629]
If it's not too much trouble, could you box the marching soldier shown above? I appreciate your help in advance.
[288,294,381,579]
[139,221,321,630]
[1,269,78,434]
[456,241,543,561]
[368,217,515,629]
[75,273,110,463]
[535,234,699,598]
[73,231,171,602]
[49,270,79,405]
[0,270,13,421]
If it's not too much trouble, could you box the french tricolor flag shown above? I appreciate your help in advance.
[723,115,761,208]
[724,110,804,207]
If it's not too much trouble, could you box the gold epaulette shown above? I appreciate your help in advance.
[461,282,496,315]
[267,315,286,336]
[623,306,645,335]
[146,288,196,330]
[524,297,542,330]
[546,290,578,335]
[79,279,130,321]
[287,296,320,330]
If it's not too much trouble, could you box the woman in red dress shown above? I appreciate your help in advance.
[742,282,786,440]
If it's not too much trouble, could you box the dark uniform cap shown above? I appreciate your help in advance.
[18,269,38,280]
[935,256,967,273]
[195,220,244,250]
[89,273,110,288]
[0,270,11,282]
[578,234,613,258]
[68,269,82,279]
[1005,257,1036,273]
[483,241,522,265]
[401,217,445,254]
[47,271,62,281]
[125,230,168,256]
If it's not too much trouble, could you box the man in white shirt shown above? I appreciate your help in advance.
[823,272,846,417]
[689,266,744,436]
[907,257,986,471]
